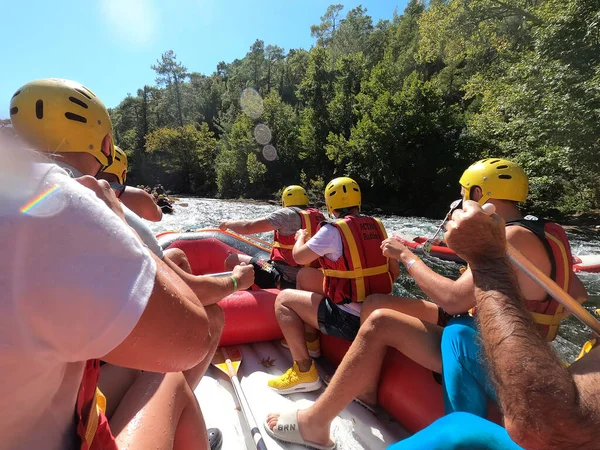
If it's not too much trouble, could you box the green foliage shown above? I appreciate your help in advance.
[111,1,600,215]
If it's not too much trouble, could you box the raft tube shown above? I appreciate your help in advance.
[159,229,501,433]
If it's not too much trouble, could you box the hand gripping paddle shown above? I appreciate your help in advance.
[424,199,463,253]
[211,347,268,450]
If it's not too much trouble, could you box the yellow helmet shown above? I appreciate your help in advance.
[9,78,114,169]
[103,146,128,184]
[324,177,361,216]
[282,185,309,207]
[459,158,528,204]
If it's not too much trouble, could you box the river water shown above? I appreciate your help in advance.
[149,197,600,362]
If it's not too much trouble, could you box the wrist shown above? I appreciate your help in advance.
[230,275,238,293]
[399,248,415,265]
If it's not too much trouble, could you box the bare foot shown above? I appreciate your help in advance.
[266,410,333,447]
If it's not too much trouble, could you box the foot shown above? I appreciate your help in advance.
[268,361,322,394]
[266,409,333,448]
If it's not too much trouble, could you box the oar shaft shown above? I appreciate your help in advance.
[231,375,268,450]
[204,271,234,278]
[506,244,600,335]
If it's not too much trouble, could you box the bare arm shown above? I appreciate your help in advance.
[102,252,211,373]
[292,229,320,265]
[120,186,163,222]
[381,238,475,314]
[219,218,275,235]
[162,256,255,306]
[446,201,598,449]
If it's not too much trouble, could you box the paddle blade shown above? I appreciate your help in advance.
[211,346,243,378]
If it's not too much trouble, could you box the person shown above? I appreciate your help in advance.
[266,177,400,397]
[220,185,325,289]
[0,137,213,450]
[389,200,600,449]
[263,160,587,450]
[97,145,163,222]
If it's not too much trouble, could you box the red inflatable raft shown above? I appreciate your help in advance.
[158,229,501,434]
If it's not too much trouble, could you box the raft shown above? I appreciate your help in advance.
[158,229,505,449]
[397,233,600,273]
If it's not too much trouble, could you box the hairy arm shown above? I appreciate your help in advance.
[472,260,596,449]
[220,218,275,235]
[446,201,598,449]
[119,186,163,222]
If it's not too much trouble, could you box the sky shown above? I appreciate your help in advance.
[1,0,408,118]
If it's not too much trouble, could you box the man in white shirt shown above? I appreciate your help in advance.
[9,78,254,396]
[0,138,214,449]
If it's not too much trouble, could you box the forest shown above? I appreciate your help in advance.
[109,0,600,217]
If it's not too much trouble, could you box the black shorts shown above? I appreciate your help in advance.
[317,297,361,341]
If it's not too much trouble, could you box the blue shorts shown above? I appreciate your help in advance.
[441,316,497,417]
[317,297,360,341]
[387,412,522,449]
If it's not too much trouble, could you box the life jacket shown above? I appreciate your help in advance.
[506,215,573,341]
[319,215,394,303]
[271,207,325,267]
[76,360,118,450]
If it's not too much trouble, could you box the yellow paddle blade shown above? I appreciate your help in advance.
[211,346,242,378]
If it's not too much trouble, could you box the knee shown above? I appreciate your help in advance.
[441,321,477,357]
[206,304,225,334]
[361,294,384,320]
[360,308,393,339]
[224,254,240,270]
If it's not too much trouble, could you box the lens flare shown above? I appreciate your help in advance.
[240,88,264,119]
[262,145,277,161]
[253,124,272,145]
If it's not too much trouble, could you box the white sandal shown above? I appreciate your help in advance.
[264,409,335,450]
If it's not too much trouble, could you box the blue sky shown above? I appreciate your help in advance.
[1,0,408,118]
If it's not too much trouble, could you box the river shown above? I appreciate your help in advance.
[149,197,600,363]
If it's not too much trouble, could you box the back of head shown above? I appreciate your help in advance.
[459,158,528,205]
[10,78,114,169]
[282,185,309,208]
[324,177,361,216]
[101,146,128,184]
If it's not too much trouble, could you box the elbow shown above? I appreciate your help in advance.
[149,206,163,222]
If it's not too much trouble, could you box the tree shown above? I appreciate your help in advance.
[311,4,344,47]
[152,50,189,127]
[145,124,217,193]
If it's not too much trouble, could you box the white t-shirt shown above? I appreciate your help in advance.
[0,162,156,450]
[307,224,343,262]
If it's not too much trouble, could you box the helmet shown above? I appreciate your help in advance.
[324,177,361,216]
[9,78,114,169]
[282,185,309,207]
[459,158,528,204]
[103,146,128,184]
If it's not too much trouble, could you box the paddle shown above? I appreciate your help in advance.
[211,347,268,450]
[424,199,463,253]
[478,203,600,336]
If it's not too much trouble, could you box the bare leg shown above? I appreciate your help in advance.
[267,308,443,447]
[98,364,141,419]
[183,304,225,389]
[224,253,252,270]
[361,294,439,324]
[275,289,323,371]
[164,248,193,273]
[111,371,209,450]
[296,267,325,295]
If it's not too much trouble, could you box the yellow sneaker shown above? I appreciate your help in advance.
[268,361,322,394]
[280,337,321,358]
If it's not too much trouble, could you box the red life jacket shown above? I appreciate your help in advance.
[319,215,394,303]
[506,216,573,341]
[271,207,325,267]
[76,360,118,450]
